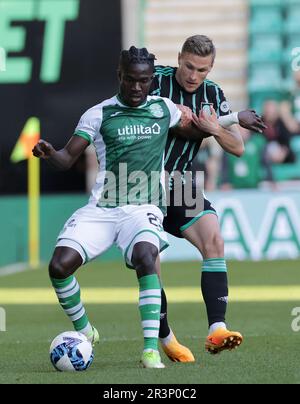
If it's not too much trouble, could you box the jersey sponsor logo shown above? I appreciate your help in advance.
[220,101,230,113]
[149,103,164,118]
[117,123,161,136]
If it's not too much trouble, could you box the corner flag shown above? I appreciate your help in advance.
[10,117,40,163]
[11,117,40,268]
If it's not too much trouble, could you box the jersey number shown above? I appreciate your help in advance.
[147,213,162,231]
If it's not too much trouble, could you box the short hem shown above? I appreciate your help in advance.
[180,210,218,233]
[124,229,169,269]
[56,238,89,264]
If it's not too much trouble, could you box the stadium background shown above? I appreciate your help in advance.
[0,0,300,384]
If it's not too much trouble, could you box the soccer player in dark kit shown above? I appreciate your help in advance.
[150,35,266,361]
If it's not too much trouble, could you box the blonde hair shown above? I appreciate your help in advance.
[181,35,216,62]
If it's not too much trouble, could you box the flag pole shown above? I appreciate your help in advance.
[11,116,41,268]
[28,154,40,269]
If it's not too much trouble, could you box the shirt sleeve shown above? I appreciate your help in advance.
[216,87,231,117]
[162,97,182,127]
[74,106,101,143]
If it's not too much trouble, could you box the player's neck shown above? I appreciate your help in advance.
[117,93,148,108]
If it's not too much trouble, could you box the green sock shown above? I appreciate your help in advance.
[138,274,161,351]
[51,275,92,336]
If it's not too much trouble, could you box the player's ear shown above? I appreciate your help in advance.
[206,62,214,75]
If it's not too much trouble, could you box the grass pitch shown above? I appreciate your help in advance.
[0,259,300,384]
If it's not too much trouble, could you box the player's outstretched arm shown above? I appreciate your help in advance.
[218,109,267,133]
[237,110,267,133]
[32,136,89,170]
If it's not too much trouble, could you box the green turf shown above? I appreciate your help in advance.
[0,259,300,384]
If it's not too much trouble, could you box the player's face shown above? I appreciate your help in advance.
[119,63,154,107]
[176,52,214,93]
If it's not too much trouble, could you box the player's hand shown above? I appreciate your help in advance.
[32,140,55,159]
[176,104,193,128]
[238,110,267,133]
[192,105,220,137]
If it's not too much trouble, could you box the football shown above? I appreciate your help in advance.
[49,331,94,372]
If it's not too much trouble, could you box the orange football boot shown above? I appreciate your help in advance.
[161,334,195,362]
[205,328,243,355]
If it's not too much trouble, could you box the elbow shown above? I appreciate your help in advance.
[51,160,73,171]
[61,155,75,171]
[63,161,74,171]
[234,144,245,157]
[64,159,74,170]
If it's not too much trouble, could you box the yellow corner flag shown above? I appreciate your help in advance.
[11,117,40,163]
[11,117,40,269]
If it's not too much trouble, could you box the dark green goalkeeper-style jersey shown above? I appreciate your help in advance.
[150,65,231,176]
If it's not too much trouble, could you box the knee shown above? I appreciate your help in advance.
[49,256,71,279]
[132,243,158,275]
[201,234,224,258]
[214,235,224,255]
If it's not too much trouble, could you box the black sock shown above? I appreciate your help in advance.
[201,263,228,327]
[159,288,171,338]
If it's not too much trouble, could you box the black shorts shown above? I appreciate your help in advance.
[163,187,217,238]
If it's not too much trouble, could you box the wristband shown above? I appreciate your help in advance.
[218,112,239,128]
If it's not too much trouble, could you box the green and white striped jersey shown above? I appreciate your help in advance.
[74,94,181,212]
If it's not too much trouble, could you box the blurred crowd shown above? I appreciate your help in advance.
[192,71,300,191]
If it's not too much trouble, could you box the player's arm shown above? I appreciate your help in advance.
[169,105,265,144]
[165,99,239,142]
[33,106,99,169]
[193,105,244,157]
[215,124,244,157]
[169,121,208,141]
[218,109,267,133]
[32,136,89,170]
[169,104,210,140]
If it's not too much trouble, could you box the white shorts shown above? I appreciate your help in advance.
[56,203,169,268]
